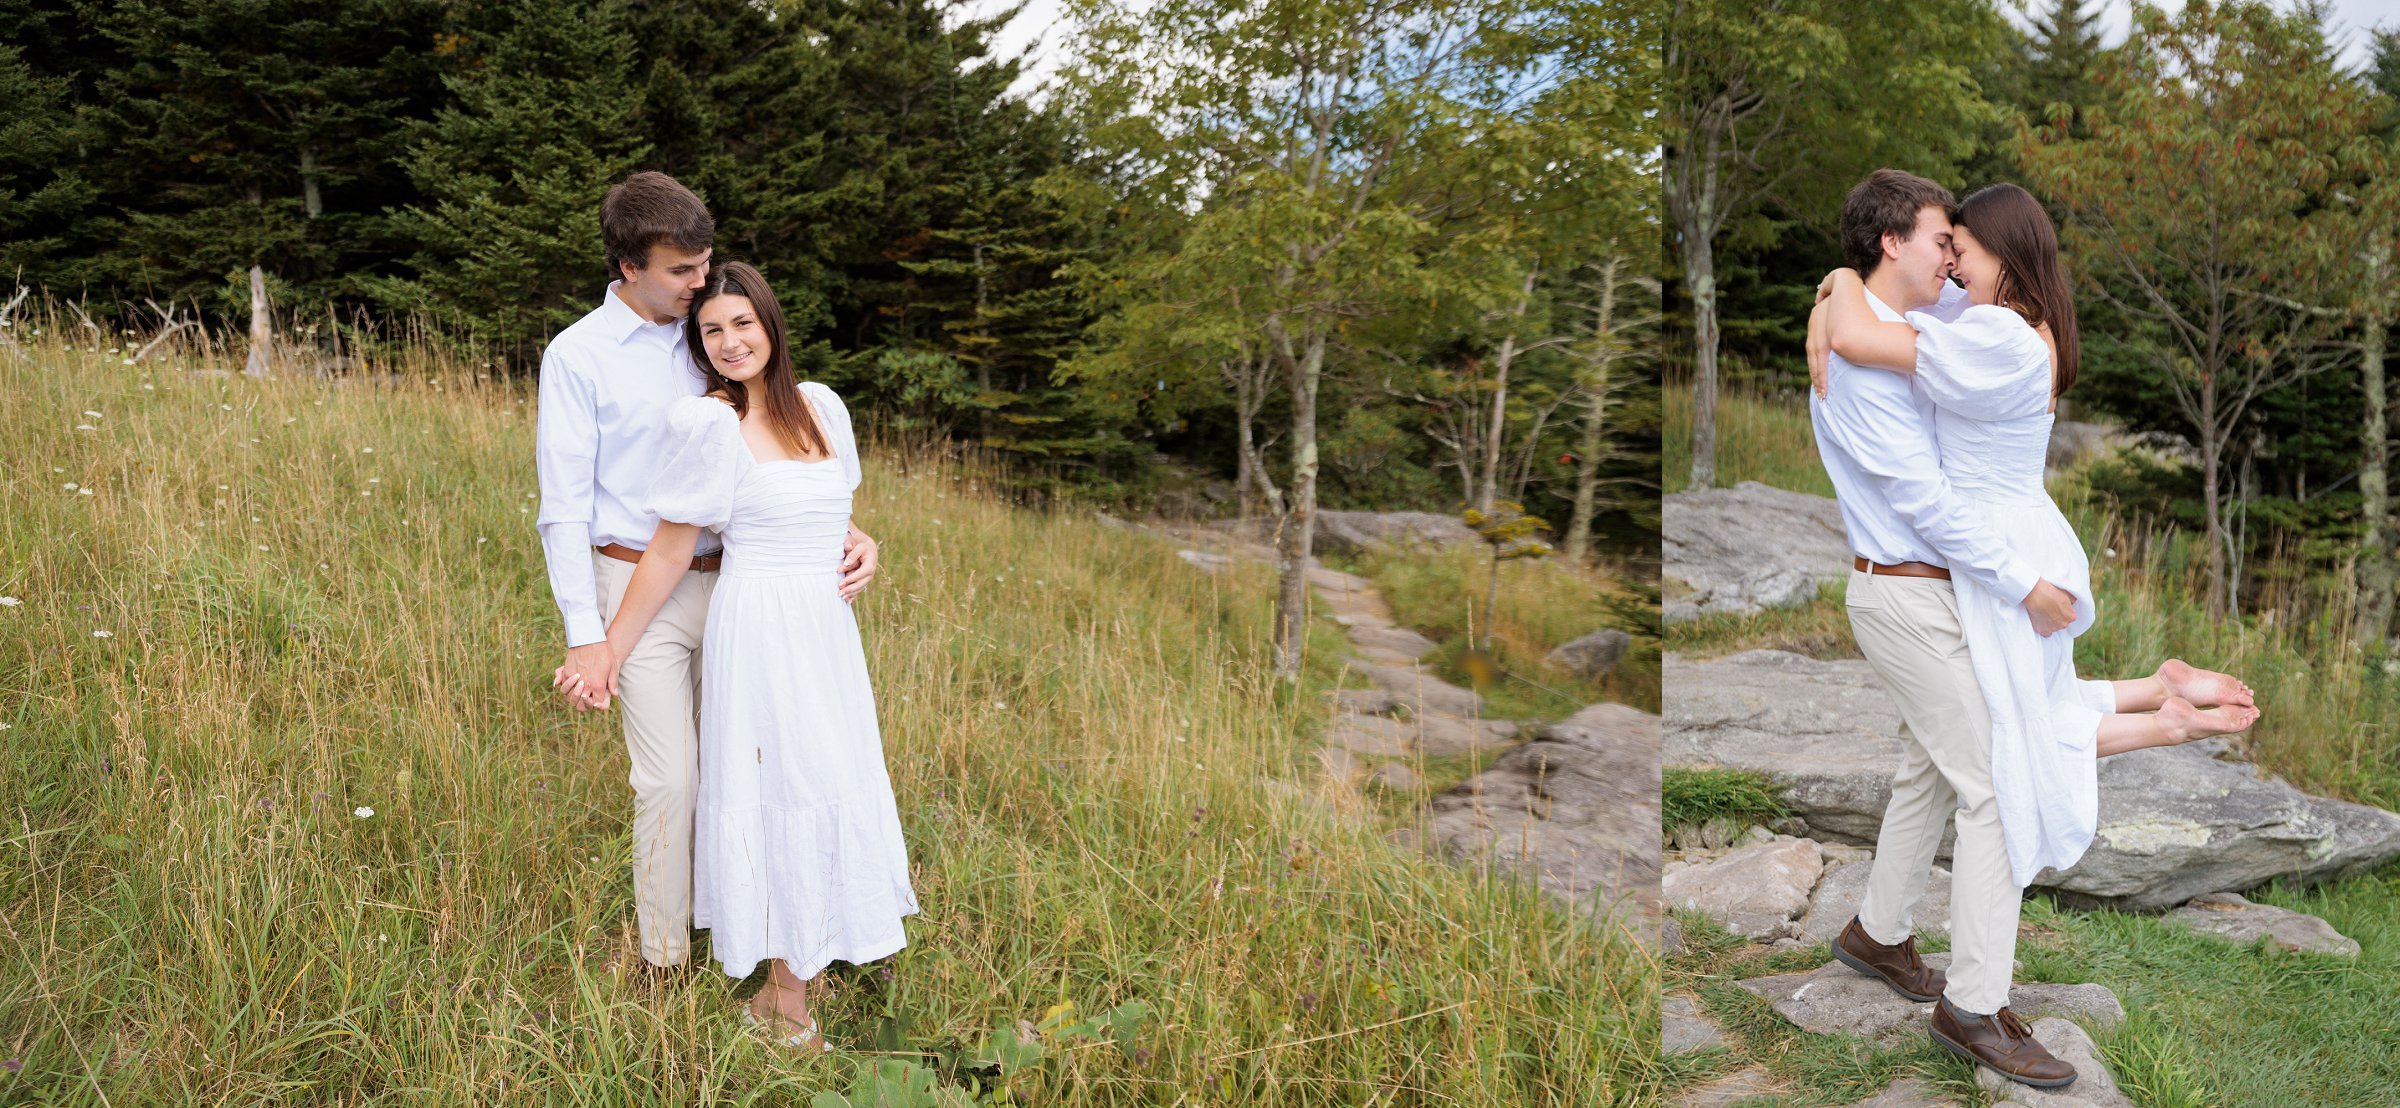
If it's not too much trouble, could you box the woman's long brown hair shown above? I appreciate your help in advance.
[1957,183,2080,399]
[683,260,830,459]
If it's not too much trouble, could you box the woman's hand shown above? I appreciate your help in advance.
[1808,301,1833,398]
[1815,267,1859,304]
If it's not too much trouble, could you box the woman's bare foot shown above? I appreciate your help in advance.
[2157,659,2255,708]
[2157,696,2260,745]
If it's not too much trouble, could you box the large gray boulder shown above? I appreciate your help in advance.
[2163,891,2360,957]
[1548,629,1633,679]
[1312,510,1479,556]
[1427,702,1661,935]
[1666,649,2400,911]
[1664,482,1850,623]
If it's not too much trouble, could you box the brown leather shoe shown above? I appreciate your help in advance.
[1832,917,1945,1002]
[1930,997,2077,1088]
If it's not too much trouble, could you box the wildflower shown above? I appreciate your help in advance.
[51,468,62,474]
[0,598,16,607]
[217,484,229,490]
[368,478,379,484]
[256,546,269,552]
[61,483,75,490]
[82,410,101,418]
[73,424,94,431]
[1,1058,17,1074]
[142,383,154,390]
[354,806,374,818]
[77,489,92,497]
[318,563,329,570]
[994,701,1008,710]
[362,447,374,454]
[0,723,9,732]
[476,537,487,544]
[220,404,232,411]
[90,630,112,638]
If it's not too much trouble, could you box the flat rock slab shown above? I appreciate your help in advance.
[1428,703,1661,936]
[1666,649,2400,910]
[1737,956,2122,1047]
[2164,891,2361,957]
[1347,623,1440,662]
[1671,1064,1786,1108]
[1344,659,1486,718]
[1312,510,1479,556]
[1981,1018,2133,1107]
[1330,687,1399,715]
[1799,861,1954,946]
[1662,838,1824,941]
[1840,1077,1964,1107]
[1664,482,1851,623]
[1324,715,1417,757]
[1549,629,1632,679]
[1368,761,1421,793]
[1663,994,1722,1056]
[1177,549,1239,573]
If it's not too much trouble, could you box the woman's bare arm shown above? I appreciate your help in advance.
[1820,268,1922,372]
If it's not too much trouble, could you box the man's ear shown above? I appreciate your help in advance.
[1880,230,1906,264]
[617,257,638,285]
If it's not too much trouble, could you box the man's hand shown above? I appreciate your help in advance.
[839,524,879,603]
[553,641,618,710]
[1808,301,1833,398]
[2024,580,2077,637]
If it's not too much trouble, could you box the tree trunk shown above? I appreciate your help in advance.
[1478,266,1538,512]
[1682,221,1721,490]
[2360,318,2393,648]
[972,242,992,444]
[300,147,322,219]
[1271,322,1324,682]
[243,265,273,379]
[1566,258,1624,562]
[2200,378,2225,617]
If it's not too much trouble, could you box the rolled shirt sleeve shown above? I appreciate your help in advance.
[535,345,608,648]
[1821,375,2042,604]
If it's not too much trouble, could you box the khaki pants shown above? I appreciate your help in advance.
[1845,568,2019,1015]
[591,551,718,967]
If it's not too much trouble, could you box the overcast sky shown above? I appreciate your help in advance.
[2063,0,2400,70]
[967,1,2400,104]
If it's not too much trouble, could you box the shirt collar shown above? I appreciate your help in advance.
[599,281,683,346]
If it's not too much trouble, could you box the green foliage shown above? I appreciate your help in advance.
[1659,767,1790,832]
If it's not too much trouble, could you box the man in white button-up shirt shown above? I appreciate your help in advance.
[1803,170,2082,1089]
[534,172,879,970]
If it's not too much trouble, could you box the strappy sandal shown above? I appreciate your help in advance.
[743,1007,830,1054]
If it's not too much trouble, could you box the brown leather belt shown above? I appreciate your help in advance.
[599,542,723,573]
[1854,556,1950,580]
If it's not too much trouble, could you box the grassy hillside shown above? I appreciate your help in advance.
[1664,387,2400,1105]
[0,327,1657,1105]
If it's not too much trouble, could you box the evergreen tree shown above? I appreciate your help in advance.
[78,0,442,314]
[0,42,92,281]
[2024,0,2106,125]
[372,0,650,361]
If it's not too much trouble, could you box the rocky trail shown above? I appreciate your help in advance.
[1146,513,1662,941]
[1661,483,2395,1107]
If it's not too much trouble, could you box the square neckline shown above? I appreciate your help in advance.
[723,386,841,468]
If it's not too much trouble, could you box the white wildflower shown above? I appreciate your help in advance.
[82,410,101,418]
[0,597,19,607]
[361,447,373,454]
[220,404,232,411]
[142,383,154,390]
[74,424,94,431]
[91,630,112,638]
[354,806,374,818]
[77,488,92,497]
[476,537,487,544]
[61,483,76,490]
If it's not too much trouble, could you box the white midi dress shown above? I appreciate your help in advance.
[1901,304,2117,888]
[645,382,919,980]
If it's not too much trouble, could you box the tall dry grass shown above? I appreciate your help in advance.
[0,312,1658,1105]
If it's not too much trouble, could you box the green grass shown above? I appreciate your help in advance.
[0,322,1658,1105]
[1664,382,2400,1105]
[1340,543,1661,718]
[1660,768,1790,833]
[1664,376,1833,498]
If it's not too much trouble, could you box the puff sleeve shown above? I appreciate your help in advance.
[643,395,747,530]
[800,380,862,490]
[1899,303,2054,422]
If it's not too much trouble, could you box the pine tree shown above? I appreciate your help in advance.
[373,0,650,362]
[77,0,442,313]
[0,42,93,280]
[2024,0,2105,126]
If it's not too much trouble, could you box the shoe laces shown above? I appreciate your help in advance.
[1993,1007,2032,1039]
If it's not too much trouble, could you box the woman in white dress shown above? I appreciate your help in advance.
[586,260,918,1049]
[1809,183,2260,887]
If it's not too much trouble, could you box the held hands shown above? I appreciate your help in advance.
[839,525,879,604]
[552,640,621,711]
[2024,580,2078,637]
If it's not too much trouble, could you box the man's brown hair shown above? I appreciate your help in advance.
[1840,169,1955,276]
[599,171,713,278]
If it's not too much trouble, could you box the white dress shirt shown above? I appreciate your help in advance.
[1809,283,2040,604]
[535,282,720,647]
